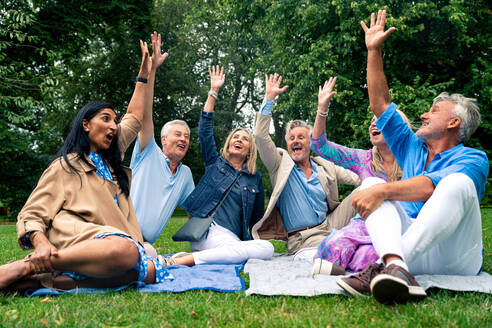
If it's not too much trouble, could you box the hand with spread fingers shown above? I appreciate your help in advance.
[360,9,396,51]
[150,31,168,72]
[318,77,337,115]
[209,65,225,93]
[264,73,288,101]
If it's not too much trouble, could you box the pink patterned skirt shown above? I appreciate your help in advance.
[316,217,379,272]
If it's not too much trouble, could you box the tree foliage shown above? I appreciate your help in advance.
[0,0,490,214]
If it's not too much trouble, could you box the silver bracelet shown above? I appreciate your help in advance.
[317,110,329,117]
[208,90,218,100]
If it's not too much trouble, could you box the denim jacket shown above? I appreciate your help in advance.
[181,111,264,241]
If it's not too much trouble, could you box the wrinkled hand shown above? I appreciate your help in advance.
[265,73,288,100]
[150,31,168,71]
[318,77,337,113]
[209,65,225,92]
[360,10,396,51]
[28,239,58,273]
[352,184,386,220]
[138,40,151,79]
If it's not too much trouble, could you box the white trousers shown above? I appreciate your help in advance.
[363,173,482,275]
[190,222,274,265]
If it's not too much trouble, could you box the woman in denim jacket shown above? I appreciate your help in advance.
[159,66,273,267]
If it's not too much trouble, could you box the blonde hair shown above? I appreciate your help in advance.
[370,109,412,182]
[221,128,258,174]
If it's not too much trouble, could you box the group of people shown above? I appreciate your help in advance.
[0,11,488,305]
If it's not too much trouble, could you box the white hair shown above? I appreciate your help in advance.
[433,92,481,143]
[284,120,313,142]
[160,120,190,148]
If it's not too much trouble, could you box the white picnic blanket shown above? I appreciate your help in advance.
[244,254,492,296]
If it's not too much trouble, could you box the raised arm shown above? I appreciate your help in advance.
[203,65,225,113]
[199,66,225,166]
[361,10,396,117]
[125,40,152,123]
[312,77,337,139]
[254,74,288,173]
[138,31,169,151]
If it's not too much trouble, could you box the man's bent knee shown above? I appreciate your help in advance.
[434,173,476,200]
[360,177,386,190]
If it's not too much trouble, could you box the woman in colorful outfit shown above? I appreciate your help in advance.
[310,77,411,275]
[159,66,273,267]
[0,34,172,292]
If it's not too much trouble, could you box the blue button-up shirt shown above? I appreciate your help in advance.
[130,136,194,243]
[259,97,329,231]
[377,103,489,218]
[276,160,329,232]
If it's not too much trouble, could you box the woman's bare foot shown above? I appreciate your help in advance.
[0,260,31,289]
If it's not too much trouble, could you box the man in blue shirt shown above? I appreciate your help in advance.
[129,33,194,258]
[252,74,360,255]
[338,10,489,305]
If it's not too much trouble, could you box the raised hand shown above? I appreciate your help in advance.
[265,73,288,100]
[138,40,151,79]
[209,65,225,92]
[360,10,396,51]
[318,77,337,114]
[150,31,169,71]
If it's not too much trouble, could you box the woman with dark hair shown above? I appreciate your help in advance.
[0,33,171,292]
[158,66,273,267]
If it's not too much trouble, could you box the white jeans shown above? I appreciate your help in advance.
[363,173,482,275]
[190,222,274,265]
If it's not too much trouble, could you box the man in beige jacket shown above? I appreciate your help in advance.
[252,74,360,254]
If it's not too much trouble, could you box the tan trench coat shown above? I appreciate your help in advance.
[17,113,143,250]
[252,113,360,251]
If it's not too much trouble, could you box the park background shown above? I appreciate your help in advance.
[1,0,490,218]
[1,1,492,326]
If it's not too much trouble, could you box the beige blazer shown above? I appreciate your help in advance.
[17,114,144,249]
[252,113,360,241]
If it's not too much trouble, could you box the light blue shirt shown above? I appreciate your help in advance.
[377,103,489,218]
[260,98,274,115]
[130,136,194,243]
[277,160,329,232]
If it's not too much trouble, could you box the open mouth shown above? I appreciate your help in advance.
[371,130,381,136]
[105,133,114,143]
[177,143,186,151]
[233,143,243,150]
[291,145,303,154]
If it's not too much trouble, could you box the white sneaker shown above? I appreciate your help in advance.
[157,252,190,267]
[312,258,345,276]
[293,247,318,263]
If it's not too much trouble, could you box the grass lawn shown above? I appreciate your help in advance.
[1,210,491,327]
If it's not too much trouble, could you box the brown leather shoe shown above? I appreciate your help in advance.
[370,264,427,304]
[336,263,384,297]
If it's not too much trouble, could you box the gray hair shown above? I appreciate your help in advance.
[284,120,312,142]
[160,120,190,148]
[433,92,481,143]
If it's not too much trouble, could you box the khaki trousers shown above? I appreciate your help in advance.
[286,188,359,254]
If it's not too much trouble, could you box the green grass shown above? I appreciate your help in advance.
[1,211,492,327]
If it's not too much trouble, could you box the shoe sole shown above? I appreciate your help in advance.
[336,279,369,297]
[370,274,427,304]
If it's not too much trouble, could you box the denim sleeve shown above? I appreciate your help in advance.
[249,175,265,231]
[198,111,219,166]
[259,98,275,116]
